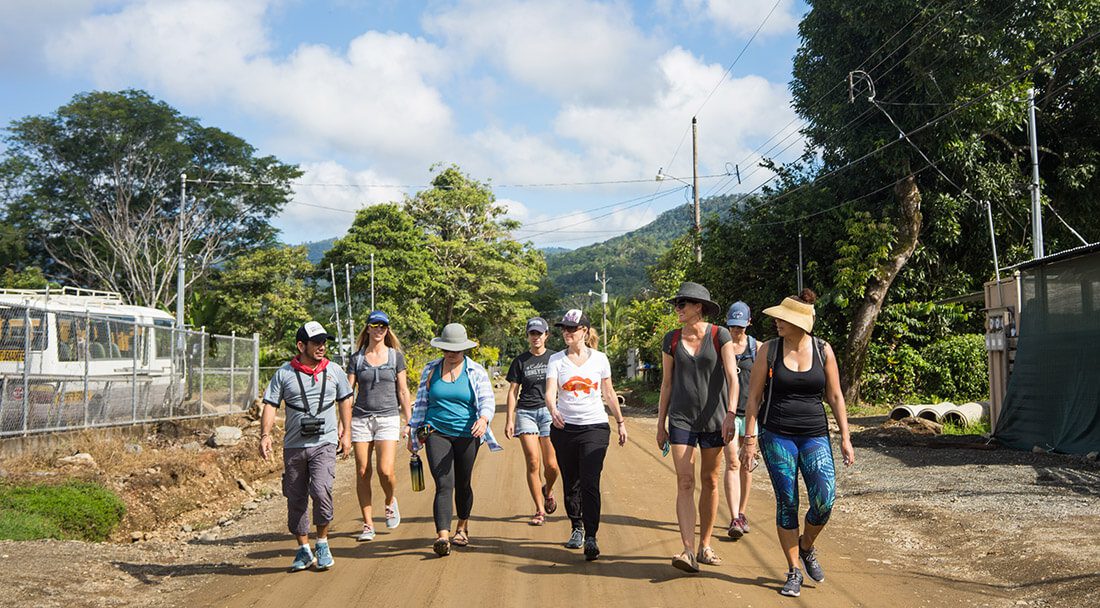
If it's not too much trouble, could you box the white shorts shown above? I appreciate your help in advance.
[351,415,402,442]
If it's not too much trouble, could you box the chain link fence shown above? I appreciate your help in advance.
[0,305,258,437]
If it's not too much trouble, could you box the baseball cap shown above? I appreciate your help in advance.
[296,321,335,343]
[367,310,390,325]
[725,301,751,327]
[554,309,591,328]
[526,317,549,334]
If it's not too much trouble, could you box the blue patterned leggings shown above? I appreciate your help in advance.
[759,430,836,530]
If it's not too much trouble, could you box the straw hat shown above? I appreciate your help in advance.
[762,297,815,333]
[430,323,479,351]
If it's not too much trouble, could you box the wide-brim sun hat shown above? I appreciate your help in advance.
[430,323,479,351]
[762,297,815,333]
[666,281,721,318]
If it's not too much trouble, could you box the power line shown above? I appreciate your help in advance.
[693,0,785,118]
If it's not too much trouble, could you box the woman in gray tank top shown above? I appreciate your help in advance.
[346,310,412,541]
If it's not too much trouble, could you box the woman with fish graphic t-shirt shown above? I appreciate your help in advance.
[545,309,628,562]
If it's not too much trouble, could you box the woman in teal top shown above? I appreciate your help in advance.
[408,323,501,557]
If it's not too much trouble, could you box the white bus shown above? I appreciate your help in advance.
[0,287,180,434]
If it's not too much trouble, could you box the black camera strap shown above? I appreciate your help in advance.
[290,367,330,415]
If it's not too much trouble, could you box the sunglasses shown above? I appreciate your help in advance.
[368,323,388,329]
[560,326,584,333]
[674,299,697,309]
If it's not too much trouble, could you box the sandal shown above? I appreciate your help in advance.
[697,546,722,566]
[543,485,557,515]
[672,550,700,573]
[529,512,545,526]
[451,529,469,546]
[432,538,451,557]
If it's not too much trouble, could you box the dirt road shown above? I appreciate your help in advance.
[182,407,1014,608]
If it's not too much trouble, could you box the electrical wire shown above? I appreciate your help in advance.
[693,0,785,118]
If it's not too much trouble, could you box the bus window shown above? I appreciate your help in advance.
[154,320,174,359]
[56,316,87,362]
[105,317,137,359]
[0,306,47,352]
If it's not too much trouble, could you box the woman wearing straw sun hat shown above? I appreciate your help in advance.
[733,289,854,598]
[656,282,738,573]
[407,323,502,557]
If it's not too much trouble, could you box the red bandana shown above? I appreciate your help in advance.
[290,356,329,382]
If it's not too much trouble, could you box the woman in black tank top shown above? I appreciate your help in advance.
[736,289,855,598]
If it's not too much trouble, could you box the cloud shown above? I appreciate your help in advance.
[276,161,409,243]
[424,0,663,104]
[45,0,455,165]
[676,0,801,36]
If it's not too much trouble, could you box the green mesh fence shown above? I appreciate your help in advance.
[997,250,1100,454]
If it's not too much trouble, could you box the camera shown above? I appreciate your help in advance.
[300,417,325,437]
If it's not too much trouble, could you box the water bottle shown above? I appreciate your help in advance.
[409,454,425,492]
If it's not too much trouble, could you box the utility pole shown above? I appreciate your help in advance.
[797,232,804,292]
[1028,88,1044,259]
[344,263,353,348]
[176,173,186,329]
[589,271,610,351]
[329,264,345,365]
[692,117,701,263]
[370,253,375,310]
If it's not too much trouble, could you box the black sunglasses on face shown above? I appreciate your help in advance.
[674,299,695,309]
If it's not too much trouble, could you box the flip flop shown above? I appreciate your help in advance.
[543,485,557,515]
[672,550,700,573]
[452,529,469,546]
[697,546,722,566]
[529,512,545,526]
[432,538,451,557]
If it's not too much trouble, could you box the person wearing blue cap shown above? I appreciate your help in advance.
[721,301,757,539]
[504,317,561,526]
[346,311,412,542]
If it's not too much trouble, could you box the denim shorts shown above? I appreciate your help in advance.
[669,425,726,449]
[514,407,551,437]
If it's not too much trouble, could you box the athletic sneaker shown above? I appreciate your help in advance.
[289,546,314,572]
[738,513,750,534]
[315,541,334,570]
[565,527,585,549]
[799,538,825,582]
[780,568,804,597]
[356,524,375,542]
[727,518,744,539]
[385,498,401,529]
[583,537,600,561]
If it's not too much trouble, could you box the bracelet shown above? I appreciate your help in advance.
[260,433,271,439]
[616,419,625,424]
[743,433,757,439]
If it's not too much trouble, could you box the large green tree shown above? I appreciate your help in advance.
[319,203,436,342]
[204,246,314,347]
[776,0,1100,401]
[0,89,300,308]
[405,165,546,342]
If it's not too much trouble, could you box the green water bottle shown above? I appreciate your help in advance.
[410,454,425,492]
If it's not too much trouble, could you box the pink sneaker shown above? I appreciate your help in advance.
[738,513,750,534]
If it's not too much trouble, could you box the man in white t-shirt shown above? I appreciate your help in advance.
[544,308,628,562]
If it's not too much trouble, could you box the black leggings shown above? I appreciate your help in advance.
[550,423,610,538]
[425,432,481,533]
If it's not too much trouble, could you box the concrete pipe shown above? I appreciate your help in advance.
[914,402,957,423]
[888,404,919,420]
[617,394,626,407]
[941,401,988,427]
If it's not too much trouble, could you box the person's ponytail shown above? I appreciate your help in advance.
[585,327,600,349]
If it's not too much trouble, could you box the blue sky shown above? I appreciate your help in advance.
[0,0,809,247]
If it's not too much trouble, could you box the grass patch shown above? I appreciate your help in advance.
[0,481,126,541]
[617,378,660,409]
[941,419,991,436]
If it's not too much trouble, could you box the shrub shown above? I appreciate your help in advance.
[860,342,932,404]
[0,509,64,541]
[0,481,126,541]
[921,334,988,402]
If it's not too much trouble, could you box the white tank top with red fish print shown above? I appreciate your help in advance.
[546,349,612,426]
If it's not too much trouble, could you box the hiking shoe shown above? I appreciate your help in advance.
[565,527,585,549]
[385,498,401,529]
[314,541,334,570]
[799,538,825,582]
[727,518,744,539]
[738,513,750,534]
[583,537,600,561]
[289,546,314,572]
[780,568,804,597]
[356,524,375,542]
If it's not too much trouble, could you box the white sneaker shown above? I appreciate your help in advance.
[356,524,375,542]
[385,498,401,529]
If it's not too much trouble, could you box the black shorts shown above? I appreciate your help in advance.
[669,425,725,449]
